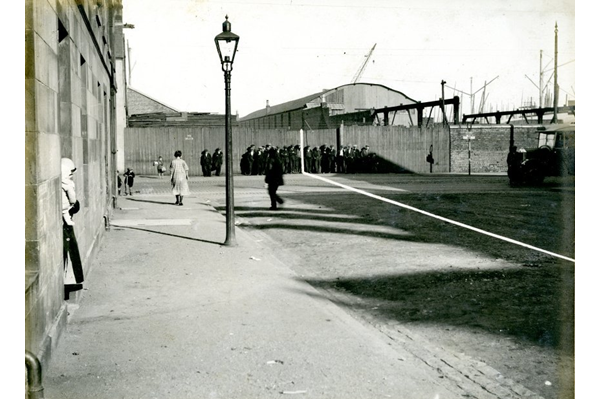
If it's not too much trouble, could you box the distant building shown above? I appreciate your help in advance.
[127,87,179,115]
[125,87,236,128]
[239,82,419,130]
[127,111,237,128]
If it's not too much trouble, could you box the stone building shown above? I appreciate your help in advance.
[25,0,126,369]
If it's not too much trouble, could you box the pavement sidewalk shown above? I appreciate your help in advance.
[43,192,462,399]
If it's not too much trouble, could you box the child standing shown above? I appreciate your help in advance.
[117,170,122,195]
[157,156,165,177]
[123,168,135,195]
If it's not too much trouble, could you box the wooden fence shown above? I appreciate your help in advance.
[342,125,449,173]
[124,125,452,175]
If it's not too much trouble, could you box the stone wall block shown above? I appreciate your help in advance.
[33,34,57,91]
[25,183,39,241]
[37,132,61,182]
[25,129,39,186]
[35,81,58,135]
[34,0,58,53]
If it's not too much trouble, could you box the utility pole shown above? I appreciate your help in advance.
[470,77,473,114]
[121,23,135,87]
[539,50,543,108]
[441,80,448,126]
[479,81,487,113]
[127,39,132,86]
[552,22,558,123]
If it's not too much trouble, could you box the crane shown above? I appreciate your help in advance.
[352,43,376,83]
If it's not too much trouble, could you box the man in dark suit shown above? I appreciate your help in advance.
[212,148,223,176]
[201,149,212,177]
[265,148,285,210]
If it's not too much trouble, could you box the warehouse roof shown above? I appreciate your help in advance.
[128,87,179,115]
[239,82,417,121]
[240,89,329,121]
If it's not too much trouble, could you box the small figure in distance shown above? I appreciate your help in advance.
[265,147,285,210]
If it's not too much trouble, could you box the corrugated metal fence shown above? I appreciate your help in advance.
[124,125,450,175]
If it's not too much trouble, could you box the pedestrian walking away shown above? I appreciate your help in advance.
[123,168,135,195]
[61,158,84,300]
[265,147,285,210]
[170,150,190,206]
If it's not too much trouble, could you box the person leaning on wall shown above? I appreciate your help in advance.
[61,158,84,300]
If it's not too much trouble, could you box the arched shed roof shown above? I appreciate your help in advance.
[239,82,417,121]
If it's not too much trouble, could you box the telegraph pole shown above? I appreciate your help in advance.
[441,80,448,126]
[127,40,132,86]
[470,77,473,114]
[552,22,558,123]
[539,50,543,108]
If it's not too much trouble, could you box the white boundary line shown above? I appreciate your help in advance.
[298,129,575,263]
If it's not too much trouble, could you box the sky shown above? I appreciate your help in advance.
[122,0,576,119]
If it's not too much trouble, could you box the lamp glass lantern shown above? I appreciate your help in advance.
[214,16,239,71]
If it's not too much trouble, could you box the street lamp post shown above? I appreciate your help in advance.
[215,15,239,246]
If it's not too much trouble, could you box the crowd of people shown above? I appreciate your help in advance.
[121,144,378,209]
[117,144,377,198]
[240,143,379,175]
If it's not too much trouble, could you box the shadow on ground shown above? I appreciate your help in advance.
[112,226,223,246]
[216,188,574,352]
[123,198,178,206]
[221,191,575,263]
[302,263,574,350]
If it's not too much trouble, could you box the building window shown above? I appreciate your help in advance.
[58,19,69,42]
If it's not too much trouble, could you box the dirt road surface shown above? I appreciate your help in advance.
[133,173,575,398]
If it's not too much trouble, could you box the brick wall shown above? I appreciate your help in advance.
[450,125,540,173]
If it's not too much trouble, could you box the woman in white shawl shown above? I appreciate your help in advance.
[61,158,84,299]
